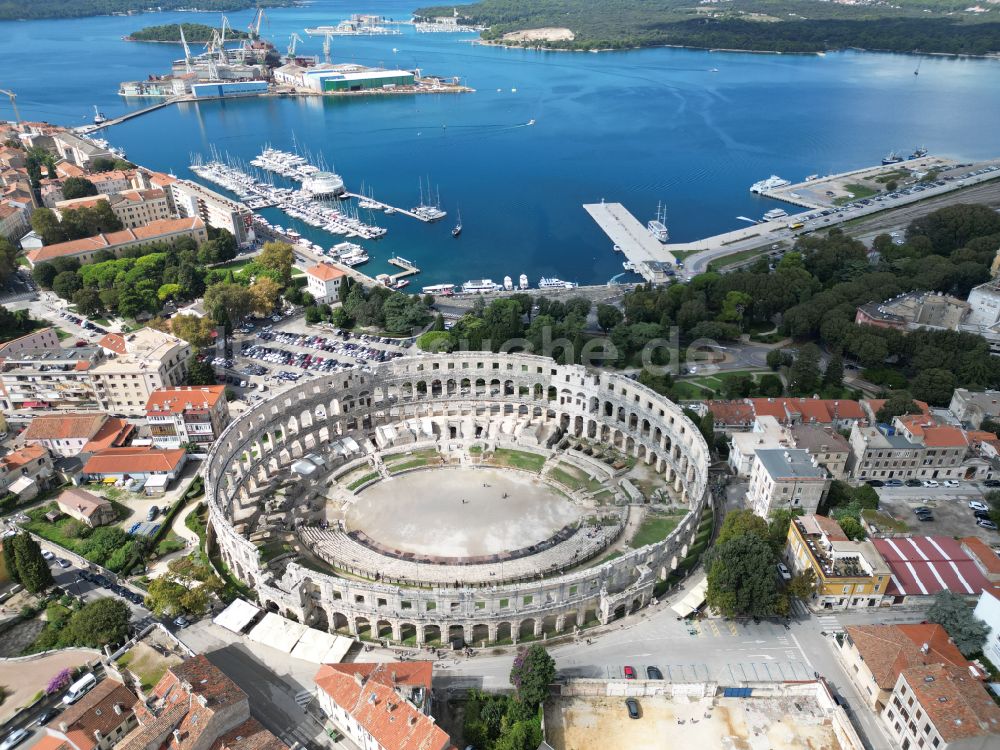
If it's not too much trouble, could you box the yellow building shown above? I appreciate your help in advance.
[785,515,890,610]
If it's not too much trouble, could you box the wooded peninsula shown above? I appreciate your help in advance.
[0,0,295,21]
[126,23,249,42]
[414,0,1000,56]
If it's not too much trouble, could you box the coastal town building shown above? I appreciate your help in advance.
[787,424,851,480]
[838,623,975,713]
[313,662,453,750]
[0,347,104,413]
[0,200,30,241]
[707,397,866,432]
[881,663,1000,750]
[961,537,1000,584]
[55,487,117,528]
[44,678,139,750]
[727,416,787,477]
[24,217,208,267]
[168,179,252,244]
[948,388,1000,428]
[22,412,133,458]
[871,536,992,602]
[855,290,969,332]
[0,327,61,357]
[0,445,54,498]
[304,262,346,304]
[145,385,230,449]
[784,515,890,610]
[746,448,830,517]
[82,447,187,485]
[90,329,191,416]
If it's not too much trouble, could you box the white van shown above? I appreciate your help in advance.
[62,673,97,705]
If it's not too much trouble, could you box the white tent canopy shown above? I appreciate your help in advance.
[670,574,708,618]
[213,598,261,634]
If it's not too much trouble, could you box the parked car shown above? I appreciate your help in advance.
[917,513,935,522]
[975,511,991,521]
[922,480,940,488]
[646,666,663,680]
[776,562,792,581]
[34,708,59,726]
[905,479,923,487]
[970,501,989,512]
[173,615,190,629]
[41,550,55,561]
[1,728,30,750]
[914,507,933,515]
[884,479,903,487]
[983,479,1000,488]
[623,665,636,680]
[625,698,640,720]
[943,480,960,488]
[56,558,71,569]
[147,506,159,521]
[865,480,884,487]
[977,518,998,531]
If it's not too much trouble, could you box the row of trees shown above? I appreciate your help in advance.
[3,532,54,593]
[31,202,123,246]
[28,597,131,652]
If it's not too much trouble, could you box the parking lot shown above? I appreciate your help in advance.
[874,483,1000,543]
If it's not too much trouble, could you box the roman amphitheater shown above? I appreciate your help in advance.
[204,352,714,647]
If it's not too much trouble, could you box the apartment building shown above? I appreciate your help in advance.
[56,190,172,229]
[881,663,1000,750]
[784,515,890,610]
[788,424,851,480]
[848,418,972,482]
[314,662,453,750]
[0,201,29,241]
[727,416,788,477]
[838,624,973,712]
[56,487,117,528]
[973,587,1000,670]
[0,347,104,412]
[747,448,830,517]
[0,445,54,497]
[168,179,252,244]
[145,385,230,449]
[91,329,191,416]
[82,447,187,486]
[24,217,207,267]
[948,388,1000,428]
[0,327,61,357]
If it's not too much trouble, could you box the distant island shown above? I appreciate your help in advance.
[126,23,250,43]
[414,0,1000,56]
[0,0,296,21]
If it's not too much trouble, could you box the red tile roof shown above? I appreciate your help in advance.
[748,398,865,425]
[25,217,205,264]
[83,447,185,476]
[873,536,992,597]
[0,445,48,471]
[23,412,108,442]
[845,624,974,690]
[83,418,134,452]
[50,679,139,750]
[56,487,111,520]
[314,662,452,750]
[209,718,287,750]
[98,333,127,354]
[146,386,225,415]
[306,263,345,282]
[960,536,1000,577]
[900,663,1000,743]
[707,400,754,427]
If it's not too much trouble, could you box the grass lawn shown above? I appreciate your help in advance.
[384,449,439,465]
[671,380,713,400]
[707,246,767,271]
[546,464,605,493]
[154,532,185,557]
[488,449,546,473]
[25,503,92,553]
[116,644,181,693]
[387,458,432,474]
[631,512,685,548]
[675,370,771,399]
[54,328,72,341]
[346,472,380,491]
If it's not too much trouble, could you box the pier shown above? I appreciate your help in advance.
[388,256,421,282]
[344,193,435,223]
[78,98,180,133]
[583,201,677,284]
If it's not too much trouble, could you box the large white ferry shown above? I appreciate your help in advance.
[647,201,669,243]
[762,208,789,221]
[750,175,791,194]
[538,277,578,290]
[422,283,456,296]
[462,279,500,294]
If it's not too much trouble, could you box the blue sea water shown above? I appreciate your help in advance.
[2,0,999,286]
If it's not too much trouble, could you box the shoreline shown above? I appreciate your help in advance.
[473,36,1000,60]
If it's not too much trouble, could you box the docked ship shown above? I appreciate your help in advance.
[332,242,368,266]
[538,278,578,290]
[647,201,669,243]
[412,178,447,222]
[92,106,107,125]
[518,274,529,290]
[909,146,928,159]
[421,283,456,296]
[762,208,788,222]
[305,20,401,36]
[882,151,904,165]
[462,279,500,294]
[749,175,791,194]
[503,276,513,291]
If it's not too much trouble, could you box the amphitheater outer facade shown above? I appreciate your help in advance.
[204,352,713,646]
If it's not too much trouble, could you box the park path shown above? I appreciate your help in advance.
[145,501,202,579]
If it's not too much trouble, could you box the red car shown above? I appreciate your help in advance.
[623,666,636,680]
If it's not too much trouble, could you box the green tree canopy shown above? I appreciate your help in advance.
[509,644,555,710]
[926,591,989,656]
[10,532,54,593]
[706,533,786,619]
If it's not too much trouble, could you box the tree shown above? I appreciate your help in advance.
[2,537,20,585]
[63,598,130,648]
[509,644,555,710]
[756,373,784,397]
[596,303,623,333]
[766,349,790,371]
[10,532,54,593]
[911,368,957,405]
[706,533,786,618]
[822,352,844,392]
[417,330,455,353]
[493,720,542,750]
[170,314,216,348]
[144,577,190,617]
[30,207,68,245]
[838,516,865,541]
[715,509,769,547]
[61,177,98,200]
[304,305,323,324]
[157,283,182,303]
[52,270,82,300]
[186,354,217,386]
[875,392,921,423]
[249,277,283,315]
[204,282,252,330]
[330,306,351,328]
[787,569,816,601]
[72,287,103,317]
[788,344,821,395]
[926,591,989,656]
[0,238,19,286]
[257,241,294,283]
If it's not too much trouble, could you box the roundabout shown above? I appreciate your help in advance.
[204,351,713,646]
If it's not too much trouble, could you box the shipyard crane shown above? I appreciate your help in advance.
[322,33,332,64]
[248,6,266,40]
[286,32,303,61]
[178,25,194,74]
[0,89,20,124]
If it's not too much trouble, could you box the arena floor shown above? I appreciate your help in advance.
[343,467,581,558]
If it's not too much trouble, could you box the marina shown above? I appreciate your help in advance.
[387,255,421,282]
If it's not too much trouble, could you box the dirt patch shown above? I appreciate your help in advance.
[502,27,575,43]
[0,648,95,723]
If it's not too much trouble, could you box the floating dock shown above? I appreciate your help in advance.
[344,192,435,223]
[388,256,420,282]
[583,201,677,284]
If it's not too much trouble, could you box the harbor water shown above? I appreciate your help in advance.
[2,0,999,286]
